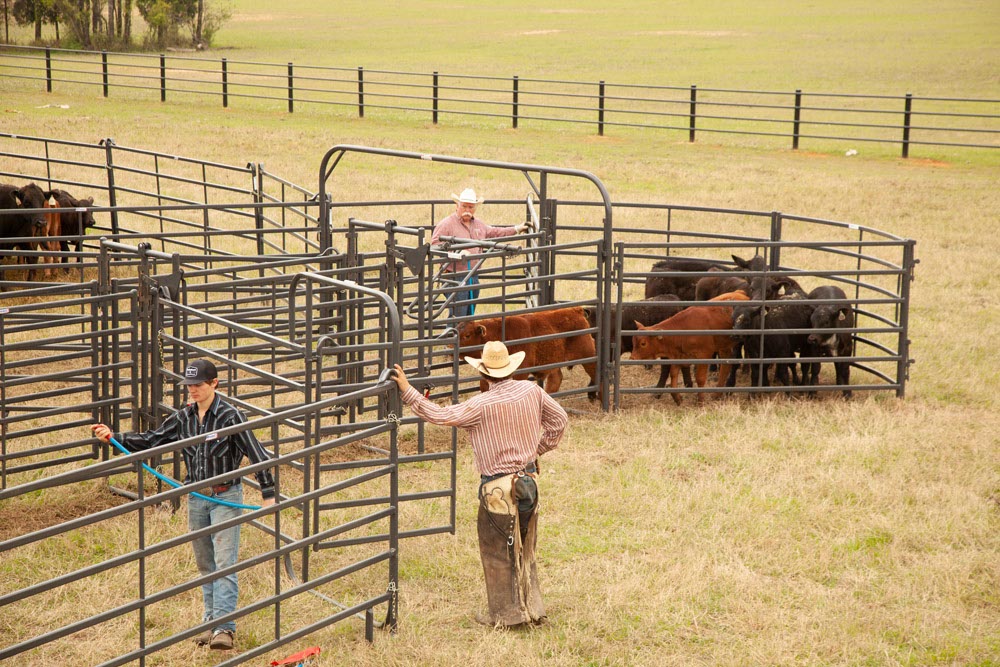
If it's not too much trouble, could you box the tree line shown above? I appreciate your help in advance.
[1,0,231,49]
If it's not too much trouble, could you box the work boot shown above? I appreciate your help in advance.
[209,630,234,650]
[192,629,213,646]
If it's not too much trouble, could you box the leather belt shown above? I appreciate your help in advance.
[198,480,239,496]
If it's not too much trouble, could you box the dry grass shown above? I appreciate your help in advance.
[1,67,999,667]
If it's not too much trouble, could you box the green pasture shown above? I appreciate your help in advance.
[1,2,999,666]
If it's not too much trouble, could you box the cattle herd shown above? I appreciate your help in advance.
[1,186,855,402]
[458,254,856,404]
[0,182,97,279]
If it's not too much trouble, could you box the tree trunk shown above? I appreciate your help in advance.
[92,0,99,35]
[3,0,10,44]
[34,9,41,41]
[195,0,203,44]
[107,0,114,40]
[123,0,130,42]
[76,0,90,47]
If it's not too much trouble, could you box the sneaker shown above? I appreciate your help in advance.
[209,630,234,650]
[193,629,213,646]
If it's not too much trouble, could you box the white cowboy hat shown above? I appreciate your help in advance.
[451,188,484,205]
[464,340,526,378]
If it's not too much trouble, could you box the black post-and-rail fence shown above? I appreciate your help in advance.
[1,45,998,157]
[1,136,916,664]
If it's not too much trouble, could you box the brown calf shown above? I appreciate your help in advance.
[458,306,598,399]
[630,292,749,405]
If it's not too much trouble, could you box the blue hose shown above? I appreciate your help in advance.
[109,436,261,510]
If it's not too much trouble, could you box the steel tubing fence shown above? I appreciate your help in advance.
[1,139,917,662]
[1,45,998,157]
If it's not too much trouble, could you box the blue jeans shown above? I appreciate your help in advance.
[450,271,480,319]
[188,484,243,634]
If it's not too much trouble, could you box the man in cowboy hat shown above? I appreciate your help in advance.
[392,341,568,628]
[433,187,531,318]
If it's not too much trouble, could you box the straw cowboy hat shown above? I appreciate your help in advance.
[451,187,485,205]
[464,340,526,378]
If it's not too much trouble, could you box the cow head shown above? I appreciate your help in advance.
[630,321,654,360]
[808,305,852,349]
[15,183,55,234]
[457,322,488,348]
[731,305,761,334]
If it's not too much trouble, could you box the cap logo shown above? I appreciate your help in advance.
[185,365,199,378]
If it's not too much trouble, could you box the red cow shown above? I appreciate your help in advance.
[458,306,598,399]
[630,292,749,405]
[41,189,97,278]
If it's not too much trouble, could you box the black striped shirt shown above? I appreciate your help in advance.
[114,394,275,499]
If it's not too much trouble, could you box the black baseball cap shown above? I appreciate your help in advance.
[179,359,218,385]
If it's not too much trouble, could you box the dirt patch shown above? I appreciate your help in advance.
[902,157,951,168]
[0,482,127,541]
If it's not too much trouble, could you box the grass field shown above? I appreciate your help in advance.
[1,2,999,666]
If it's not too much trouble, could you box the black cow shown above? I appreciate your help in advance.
[731,296,814,390]
[804,285,854,397]
[645,254,764,301]
[1,183,56,279]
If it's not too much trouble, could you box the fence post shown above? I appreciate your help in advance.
[512,75,519,129]
[357,66,364,118]
[896,240,916,398]
[101,50,109,97]
[287,63,294,113]
[45,47,52,92]
[901,93,912,159]
[792,89,802,150]
[160,54,166,102]
[688,85,697,142]
[221,58,228,108]
[769,211,782,269]
[432,71,439,124]
[598,80,605,137]
[102,138,120,234]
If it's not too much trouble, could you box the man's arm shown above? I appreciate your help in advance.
[536,390,568,456]
[230,409,276,503]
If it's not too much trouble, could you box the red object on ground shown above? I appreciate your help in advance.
[270,646,321,666]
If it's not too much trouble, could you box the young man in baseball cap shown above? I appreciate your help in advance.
[92,358,275,651]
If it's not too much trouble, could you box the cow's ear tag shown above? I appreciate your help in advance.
[838,312,846,321]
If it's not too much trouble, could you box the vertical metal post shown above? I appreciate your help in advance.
[101,51,109,97]
[896,240,916,397]
[512,75,519,129]
[769,211,782,270]
[901,93,912,159]
[159,54,166,102]
[598,80,605,136]
[45,47,52,92]
[287,63,294,113]
[251,163,265,258]
[357,66,365,118]
[792,89,802,150]
[221,58,228,108]
[432,71,439,124]
[102,138,119,234]
[688,85,697,142]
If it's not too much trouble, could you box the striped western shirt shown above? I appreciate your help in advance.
[432,213,518,273]
[401,377,568,476]
[114,393,275,499]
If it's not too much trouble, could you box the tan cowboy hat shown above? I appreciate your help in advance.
[451,187,484,205]
[464,340,526,378]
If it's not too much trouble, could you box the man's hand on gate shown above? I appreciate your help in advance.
[392,364,412,393]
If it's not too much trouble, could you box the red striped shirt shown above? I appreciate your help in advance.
[401,378,567,476]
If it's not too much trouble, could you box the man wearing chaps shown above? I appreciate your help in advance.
[392,341,568,627]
